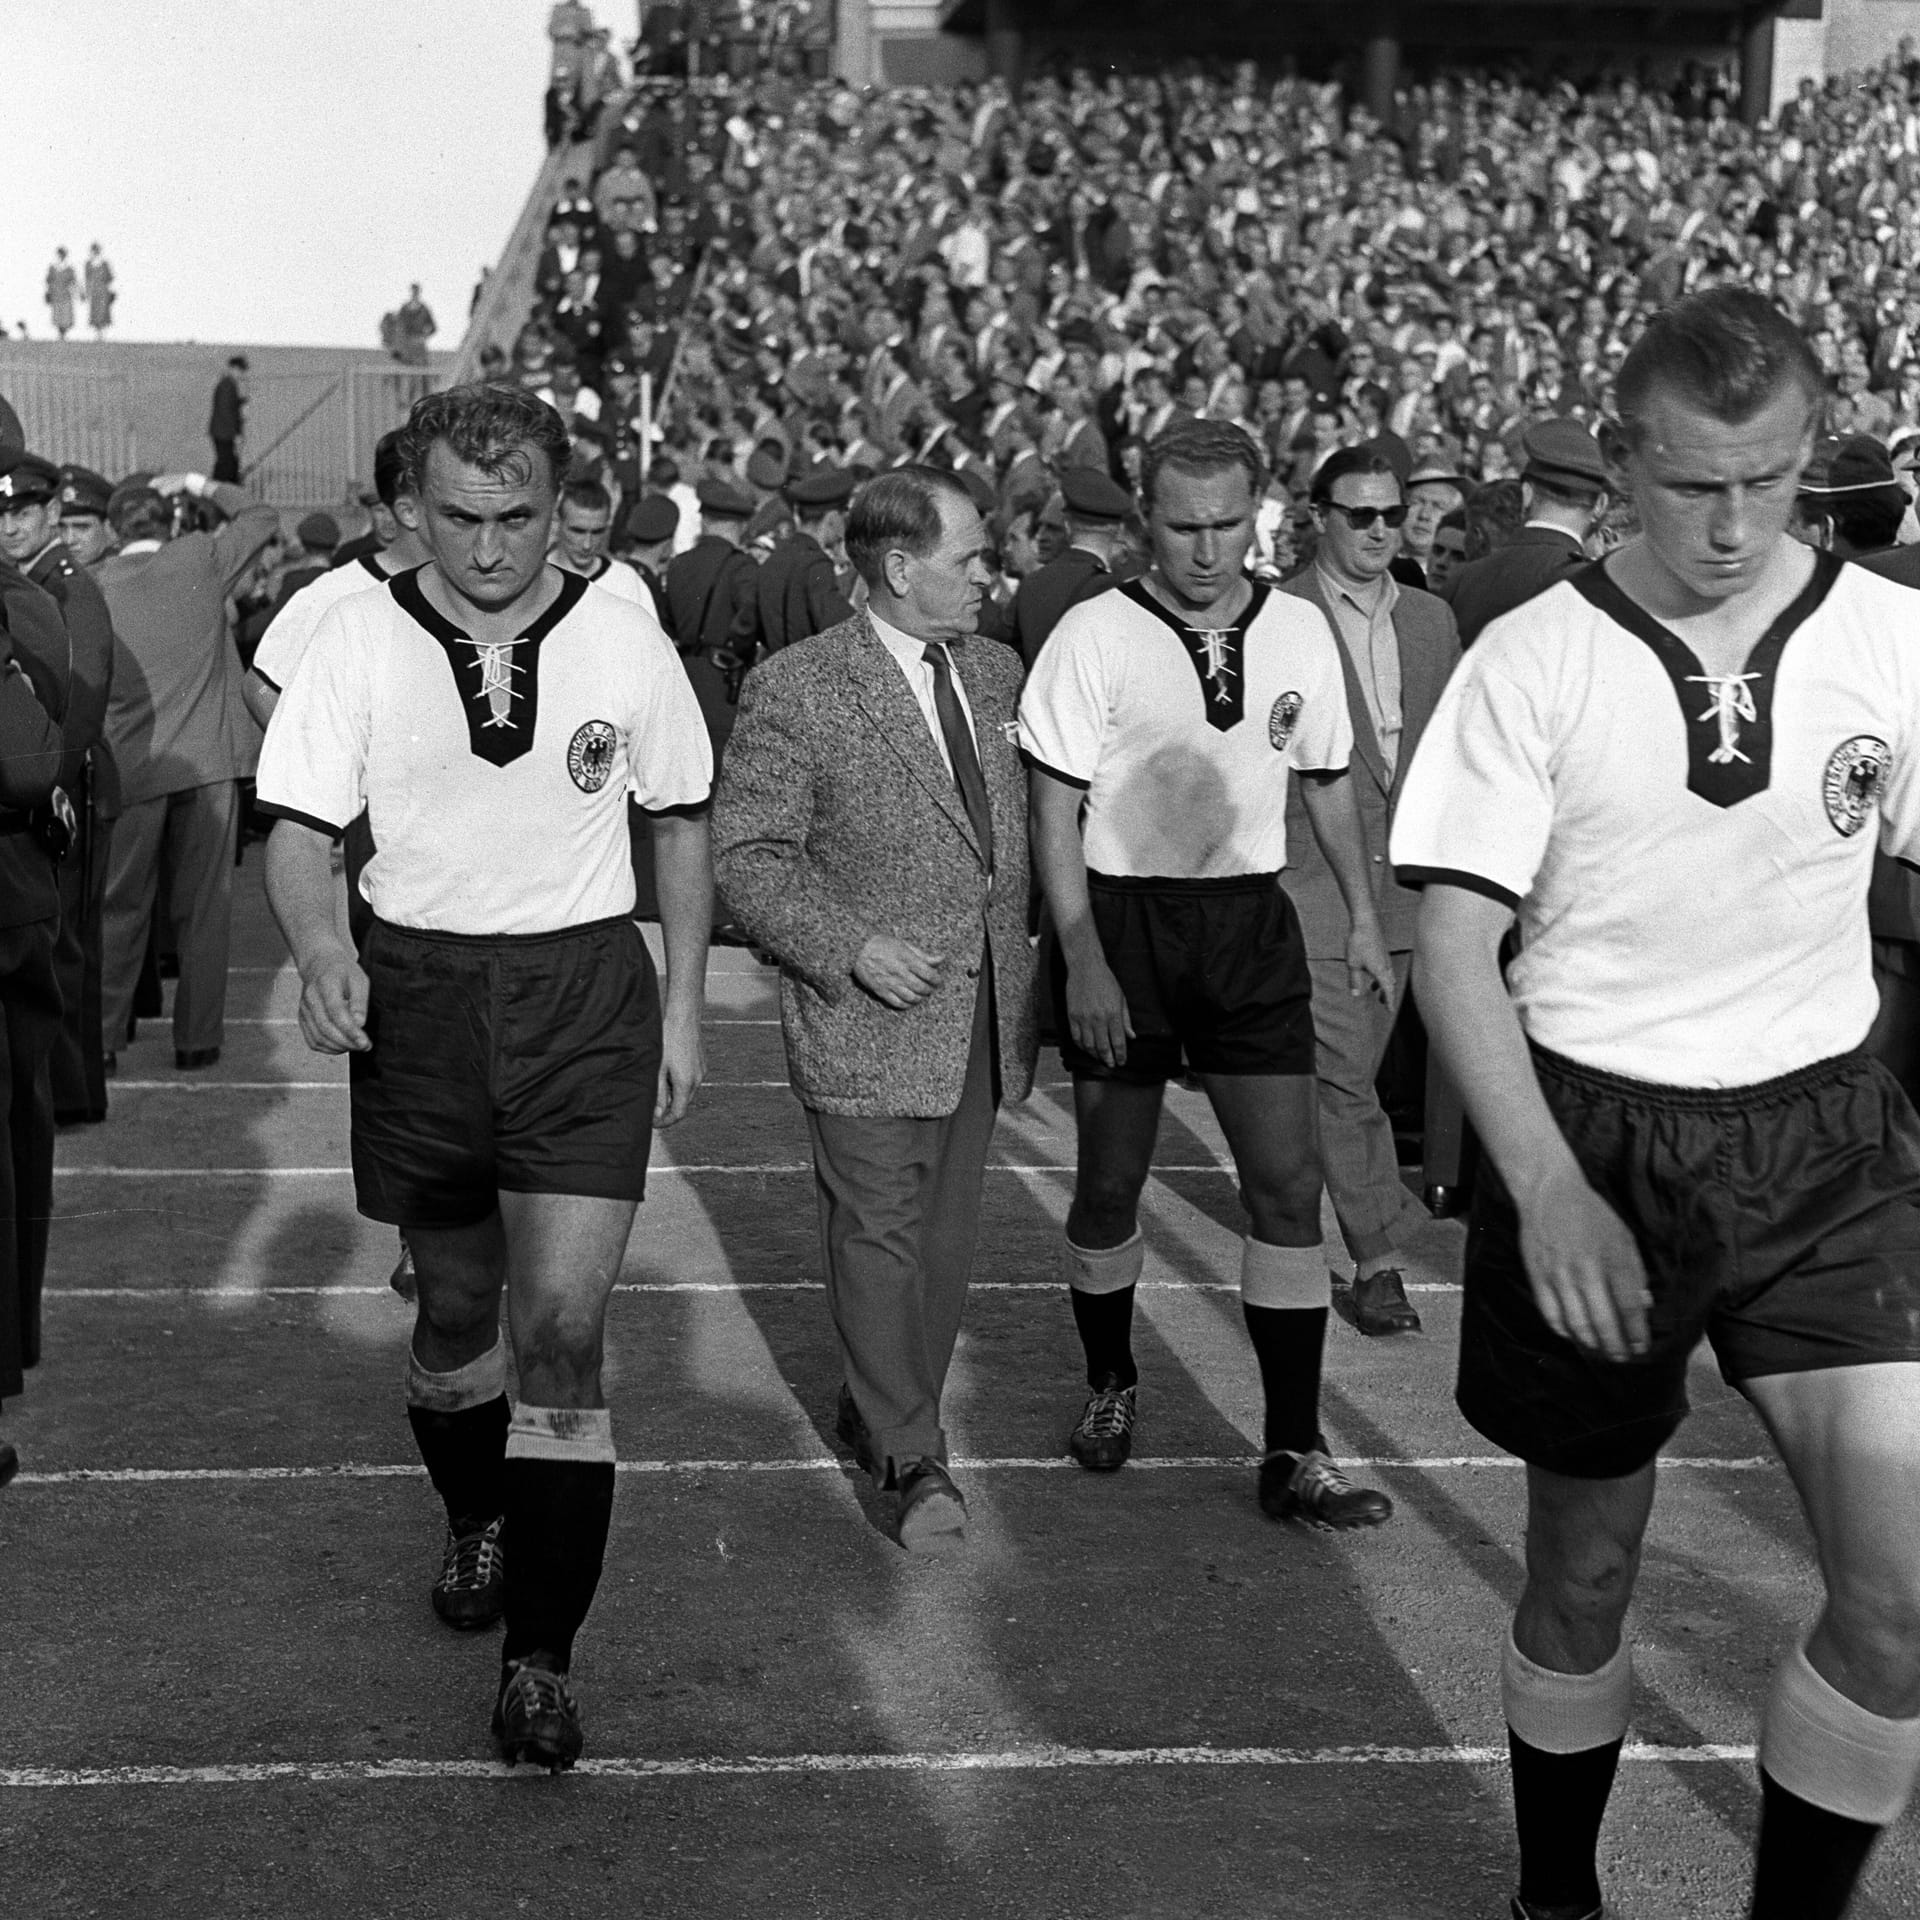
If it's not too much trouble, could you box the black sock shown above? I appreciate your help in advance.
[1071,1285,1137,1389]
[501,1456,616,1672]
[1242,1303,1326,1455]
[407,1395,510,1535]
[1750,1767,1882,1920]
[1510,1728,1622,1914]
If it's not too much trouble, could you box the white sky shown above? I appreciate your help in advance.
[4,0,561,348]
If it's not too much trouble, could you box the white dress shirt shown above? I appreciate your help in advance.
[1314,564,1403,777]
[869,610,980,778]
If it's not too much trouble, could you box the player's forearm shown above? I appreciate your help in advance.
[265,821,352,977]
[242,670,280,731]
[1413,889,1583,1207]
[650,810,714,1024]
[1298,771,1385,932]
[1029,772,1100,967]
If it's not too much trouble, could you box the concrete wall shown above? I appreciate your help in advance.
[1823,0,1920,78]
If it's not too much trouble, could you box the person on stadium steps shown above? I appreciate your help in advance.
[1280,446,1460,1337]
[549,477,652,608]
[207,356,248,484]
[257,382,714,1772]
[0,454,117,1126]
[712,466,1039,1555]
[1019,420,1397,1528]
[1395,288,1920,1920]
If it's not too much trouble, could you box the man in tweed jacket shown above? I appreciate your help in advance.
[713,467,1038,1554]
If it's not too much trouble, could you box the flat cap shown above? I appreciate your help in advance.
[1520,417,1606,489]
[697,475,755,518]
[785,465,854,509]
[744,445,788,491]
[1059,467,1133,521]
[1800,433,1900,497]
[58,464,115,516]
[1407,458,1467,491]
[955,464,998,514]
[625,494,680,543]
[0,453,61,505]
[296,511,340,552]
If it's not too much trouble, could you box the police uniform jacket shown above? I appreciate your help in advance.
[25,544,116,805]
[756,531,854,656]
[1278,567,1461,959]
[664,535,763,661]
[1012,546,1114,667]
[712,615,1040,1119]
[0,611,63,930]
[1444,523,1587,645]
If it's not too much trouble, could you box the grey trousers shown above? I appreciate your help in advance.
[805,974,999,1481]
[1307,950,1419,1269]
[100,781,238,1057]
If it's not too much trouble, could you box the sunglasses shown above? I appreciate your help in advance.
[1325,502,1409,531]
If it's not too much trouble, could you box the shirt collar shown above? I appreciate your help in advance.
[1314,561,1397,618]
[868,608,947,669]
[116,539,164,557]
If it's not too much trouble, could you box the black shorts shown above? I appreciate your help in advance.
[1054,872,1316,1085]
[1458,1044,1920,1479]
[350,915,661,1229]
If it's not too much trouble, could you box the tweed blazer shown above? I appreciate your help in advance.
[711,613,1039,1118]
[1278,568,1461,959]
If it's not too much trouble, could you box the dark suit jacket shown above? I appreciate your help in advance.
[1445,523,1588,644]
[1012,547,1112,667]
[711,615,1039,1118]
[1279,568,1460,959]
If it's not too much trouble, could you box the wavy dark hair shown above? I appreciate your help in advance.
[398,381,572,496]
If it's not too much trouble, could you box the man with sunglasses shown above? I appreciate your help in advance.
[1280,450,1460,1336]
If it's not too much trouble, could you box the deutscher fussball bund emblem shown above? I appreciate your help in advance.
[1823,734,1891,837]
[568,720,618,794]
[1269,692,1303,753]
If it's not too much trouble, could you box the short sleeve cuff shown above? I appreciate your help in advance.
[254,801,346,841]
[638,790,714,820]
[1018,748,1090,790]
[1393,864,1520,909]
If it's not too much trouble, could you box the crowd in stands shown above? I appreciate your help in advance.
[489,29,1920,604]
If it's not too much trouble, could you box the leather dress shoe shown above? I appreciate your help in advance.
[1351,1267,1421,1336]
[897,1458,966,1555]
[834,1384,875,1477]
[175,1047,221,1071]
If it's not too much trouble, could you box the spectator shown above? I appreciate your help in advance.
[83,245,114,341]
[43,250,76,341]
[207,357,249,483]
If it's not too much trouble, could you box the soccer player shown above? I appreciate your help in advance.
[1394,288,1920,1920]
[1020,421,1397,1528]
[549,477,653,608]
[256,383,713,1771]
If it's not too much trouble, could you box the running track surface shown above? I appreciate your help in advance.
[3,865,1914,1919]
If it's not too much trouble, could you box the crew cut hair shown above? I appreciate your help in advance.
[399,381,572,497]
[845,466,973,589]
[1615,289,1826,447]
[1310,447,1404,505]
[562,478,612,515]
[1142,420,1265,512]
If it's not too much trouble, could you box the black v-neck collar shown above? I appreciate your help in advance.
[1572,551,1842,808]
[388,566,587,767]
[357,554,387,581]
[1121,577,1272,733]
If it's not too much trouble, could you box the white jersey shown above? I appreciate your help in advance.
[257,566,712,935]
[252,554,391,694]
[1017,577,1353,879]
[1390,553,1920,1087]
[574,555,650,608]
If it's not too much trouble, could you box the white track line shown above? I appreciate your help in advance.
[42,1279,1462,1298]
[50,1164,1230,1179]
[209,1017,784,1028]
[0,1740,1757,1790]
[13,1455,1777,1486]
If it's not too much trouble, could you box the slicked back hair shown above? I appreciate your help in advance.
[1615,289,1826,447]
[1310,447,1403,505]
[399,381,572,499]
[1142,419,1264,514]
[845,466,973,589]
[562,478,613,516]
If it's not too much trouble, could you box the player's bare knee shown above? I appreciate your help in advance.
[1069,1179,1145,1248]
[1822,1586,1920,1707]
[512,1303,607,1405]
[1241,1167,1323,1241]
[412,1274,500,1349]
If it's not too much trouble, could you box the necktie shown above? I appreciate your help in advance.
[923,643,993,870]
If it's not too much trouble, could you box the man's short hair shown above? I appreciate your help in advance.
[1615,289,1826,447]
[109,490,169,542]
[1823,493,1908,554]
[844,466,972,589]
[562,478,612,516]
[1310,447,1404,506]
[399,382,572,496]
[1141,420,1264,512]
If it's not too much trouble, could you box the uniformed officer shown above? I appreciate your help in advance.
[756,466,855,656]
[0,455,116,1124]
[618,494,678,629]
[56,466,117,569]
[741,442,793,559]
[664,477,763,754]
[1444,418,1610,645]
[1011,467,1130,666]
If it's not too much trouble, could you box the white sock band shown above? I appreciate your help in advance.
[1760,1641,1920,1826]
[1502,1633,1633,1755]
[1063,1229,1144,1295]
[404,1337,506,1413]
[504,1404,617,1465]
[1240,1238,1330,1311]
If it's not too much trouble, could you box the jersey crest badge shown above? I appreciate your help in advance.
[568,720,619,794]
[1268,692,1303,753]
[1823,735,1891,837]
